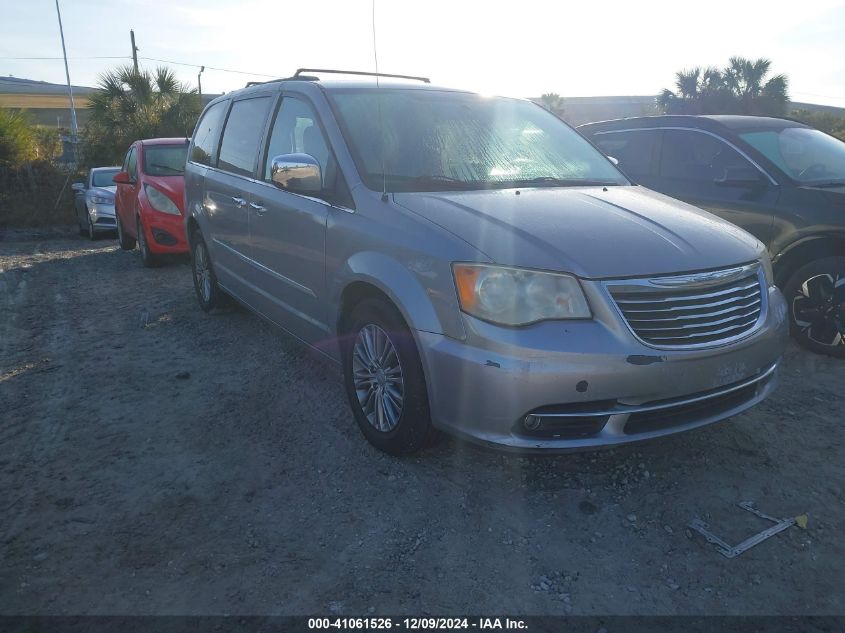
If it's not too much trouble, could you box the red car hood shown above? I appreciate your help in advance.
[144,175,186,212]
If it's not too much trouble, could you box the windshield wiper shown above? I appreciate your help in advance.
[503,177,623,188]
[150,164,183,174]
[384,175,479,191]
[807,180,845,188]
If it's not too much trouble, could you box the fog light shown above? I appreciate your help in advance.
[523,415,541,431]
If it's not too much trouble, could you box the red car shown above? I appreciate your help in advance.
[113,138,190,266]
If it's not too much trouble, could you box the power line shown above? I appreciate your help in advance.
[0,54,277,77]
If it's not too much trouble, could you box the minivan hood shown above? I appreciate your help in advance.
[393,186,763,279]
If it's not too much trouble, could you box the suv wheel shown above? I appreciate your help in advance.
[136,216,158,268]
[116,212,136,250]
[784,256,845,357]
[191,232,224,312]
[342,298,435,455]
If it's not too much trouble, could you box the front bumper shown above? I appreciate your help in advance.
[88,203,116,231]
[140,210,189,254]
[417,285,788,451]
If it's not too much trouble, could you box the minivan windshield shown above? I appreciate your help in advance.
[330,89,628,192]
[739,127,845,186]
[144,145,189,177]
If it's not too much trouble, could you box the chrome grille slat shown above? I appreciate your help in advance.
[608,268,764,348]
[627,298,761,323]
[619,289,760,313]
[613,280,759,304]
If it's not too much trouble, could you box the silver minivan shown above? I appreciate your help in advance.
[184,69,788,454]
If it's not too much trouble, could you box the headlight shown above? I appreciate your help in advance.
[760,252,775,288]
[144,184,181,215]
[453,263,591,326]
[88,195,113,205]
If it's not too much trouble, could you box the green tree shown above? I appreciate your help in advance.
[657,57,789,116]
[32,126,63,162]
[84,65,201,165]
[538,92,565,117]
[0,107,37,167]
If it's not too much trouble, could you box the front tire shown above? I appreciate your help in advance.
[116,212,136,250]
[190,232,224,312]
[784,256,845,358]
[136,215,158,268]
[88,217,97,241]
[342,298,435,455]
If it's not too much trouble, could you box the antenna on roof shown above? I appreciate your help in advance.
[372,0,388,202]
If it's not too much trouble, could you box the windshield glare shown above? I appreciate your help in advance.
[91,169,119,187]
[143,145,188,177]
[740,127,845,185]
[330,89,628,192]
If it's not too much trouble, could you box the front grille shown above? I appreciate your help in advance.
[608,268,763,347]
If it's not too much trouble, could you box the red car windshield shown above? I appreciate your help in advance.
[144,145,188,177]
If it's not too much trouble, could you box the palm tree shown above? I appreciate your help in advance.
[657,57,789,116]
[84,65,200,165]
[538,93,565,117]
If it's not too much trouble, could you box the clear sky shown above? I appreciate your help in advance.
[2,0,844,106]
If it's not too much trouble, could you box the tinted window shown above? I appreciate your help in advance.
[218,97,272,177]
[143,145,188,176]
[660,130,750,181]
[592,130,657,177]
[740,127,845,185]
[330,89,627,192]
[191,100,228,166]
[91,169,119,187]
[264,97,335,188]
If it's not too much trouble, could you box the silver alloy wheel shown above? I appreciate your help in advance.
[194,240,212,302]
[793,272,845,347]
[352,324,404,432]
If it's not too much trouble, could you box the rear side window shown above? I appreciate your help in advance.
[659,130,750,182]
[191,100,228,166]
[592,130,658,178]
[218,97,272,177]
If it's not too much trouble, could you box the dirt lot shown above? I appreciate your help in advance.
[1,229,843,616]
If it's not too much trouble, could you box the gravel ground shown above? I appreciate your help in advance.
[1,229,843,616]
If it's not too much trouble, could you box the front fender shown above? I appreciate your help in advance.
[333,251,466,341]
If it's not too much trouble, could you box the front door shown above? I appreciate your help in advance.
[247,95,334,344]
[655,129,780,246]
[115,145,138,237]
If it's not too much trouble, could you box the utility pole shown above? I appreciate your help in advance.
[197,65,204,102]
[130,29,139,72]
[54,0,78,151]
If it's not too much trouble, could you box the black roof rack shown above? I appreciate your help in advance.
[244,68,430,89]
[294,68,430,83]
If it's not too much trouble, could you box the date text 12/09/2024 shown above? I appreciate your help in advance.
[307,618,528,630]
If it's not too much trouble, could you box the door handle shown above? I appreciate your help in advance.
[249,202,267,216]
[231,196,247,208]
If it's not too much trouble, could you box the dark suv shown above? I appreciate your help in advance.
[580,115,845,357]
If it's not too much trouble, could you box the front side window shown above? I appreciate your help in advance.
[264,97,335,188]
[329,89,627,193]
[143,145,189,176]
[218,97,272,177]
[126,146,137,181]
[740,127,845,185]
[593,130,658,177]
[191,100,228,166]
[659,130,751,182]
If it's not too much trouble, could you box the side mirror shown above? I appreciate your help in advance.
[607,156,620,166]
[715,166,764,187]
[71,182,85,192]
[113,171,131,185]
[270,154,322,194]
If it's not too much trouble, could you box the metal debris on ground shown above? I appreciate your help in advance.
[688,501,808,559]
